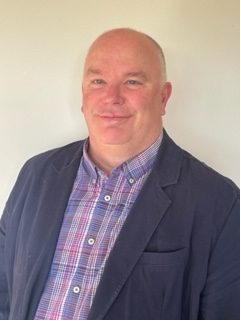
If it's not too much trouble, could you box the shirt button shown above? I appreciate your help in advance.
[88,238,95,245]
[129,178,135,184]
[73,286,80,294]
[92,178,96,184]
[104,195,111,202]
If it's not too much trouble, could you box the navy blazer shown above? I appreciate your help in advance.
[0,131,239,320]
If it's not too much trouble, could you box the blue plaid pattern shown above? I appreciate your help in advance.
[34,135,162,320]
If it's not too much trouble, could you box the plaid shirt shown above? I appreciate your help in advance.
[34,135,162,320]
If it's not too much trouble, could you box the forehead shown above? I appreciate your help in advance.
[87,45,149,64]
[84,32,161,74]
[89,31,156,53]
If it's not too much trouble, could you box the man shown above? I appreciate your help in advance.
[0,28,239,320]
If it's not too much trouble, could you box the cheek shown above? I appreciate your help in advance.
[127,92,150,111]
[130,93,157,114]
[82,91,92,106]
[134,93,164,125]
[82,92,96,115]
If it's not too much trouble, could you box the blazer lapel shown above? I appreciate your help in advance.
[88,130,184,320]
[88,178,171,319]
[24,142,84,319]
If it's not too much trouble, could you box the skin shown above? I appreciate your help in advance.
[82,29,172,176]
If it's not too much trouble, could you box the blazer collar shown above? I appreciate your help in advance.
[152,129,184,187]
[50,140,85,174]
[50,129,183,185]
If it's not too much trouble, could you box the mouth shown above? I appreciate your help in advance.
[98,114,132,123]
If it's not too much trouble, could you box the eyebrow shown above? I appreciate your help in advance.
[85,68,149,81]
[125,71,149,82]
[86,68,102,76]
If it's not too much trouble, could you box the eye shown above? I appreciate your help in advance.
[126,80,140,85]
[92,79,105,85]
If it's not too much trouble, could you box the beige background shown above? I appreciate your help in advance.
[0,0,239,215]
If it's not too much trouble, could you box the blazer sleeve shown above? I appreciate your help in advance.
[198,198,240,319]
[0,159,32,320]
[0,205,10,320]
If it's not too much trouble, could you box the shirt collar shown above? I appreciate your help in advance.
[82,134,163,183]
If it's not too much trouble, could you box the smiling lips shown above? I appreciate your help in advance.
[99,114,132,123]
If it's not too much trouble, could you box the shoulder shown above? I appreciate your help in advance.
[160,132,240,213]
[181,149,239,199]
[5,140,85,213]
[159,130,239,205]
[21,140,85,173]
[159,132,239,251]
[9,140,85,195]
[177,149,239,232]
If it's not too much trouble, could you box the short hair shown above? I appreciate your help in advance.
[144,34,167,82]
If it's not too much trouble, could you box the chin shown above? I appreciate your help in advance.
[95,128,133,146]
[100,137,131,146]
[101,134,134,146]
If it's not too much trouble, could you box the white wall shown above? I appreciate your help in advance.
[0,0,239,215]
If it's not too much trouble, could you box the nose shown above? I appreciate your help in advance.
[103,84,124,105]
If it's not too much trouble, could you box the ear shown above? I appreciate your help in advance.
[161,82,172,116]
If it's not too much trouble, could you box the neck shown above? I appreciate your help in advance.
[87,144,134,177]
[87,133,162,176]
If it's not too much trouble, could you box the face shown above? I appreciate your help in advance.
[82,30,172,153]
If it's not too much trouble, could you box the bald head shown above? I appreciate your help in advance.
[84,28,167,84]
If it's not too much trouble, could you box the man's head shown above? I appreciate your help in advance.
[81,28,172,155]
